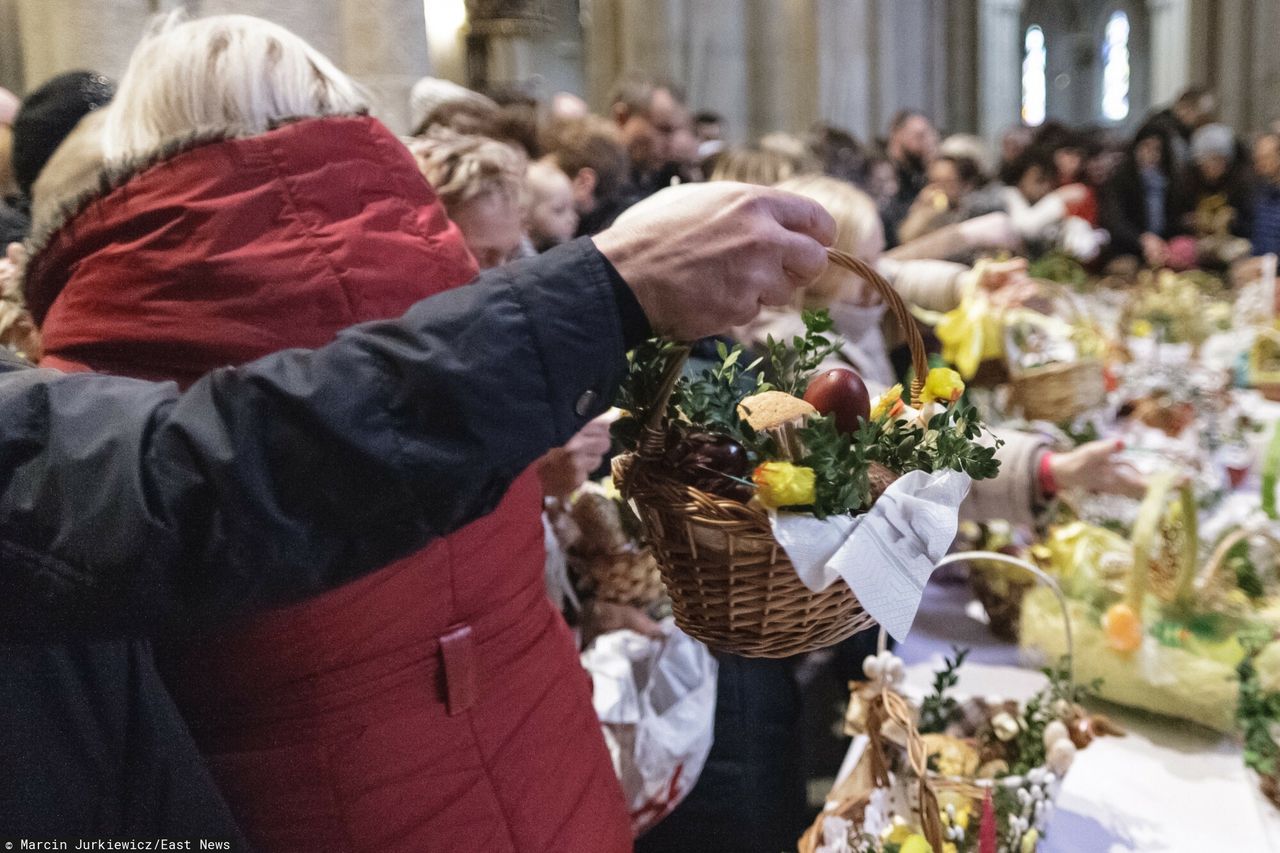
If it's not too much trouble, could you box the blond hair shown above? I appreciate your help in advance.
[775,174,882,308]
[410,128,527,212]
[102,12,367,162]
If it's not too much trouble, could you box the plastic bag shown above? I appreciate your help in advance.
[581,619,717,835]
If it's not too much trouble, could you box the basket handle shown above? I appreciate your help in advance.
[634,345,691,461]
[1199,528,1280,591]
[860,550,1073,852]
[1126,470,1198,610]
[827,248,928,407]
[873,550,1074,683]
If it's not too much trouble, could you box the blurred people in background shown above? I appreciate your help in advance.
[608,75,690,196]
[897,153,988,243]
[1035,122,1099,225]
[524,158,578,252]
[542,114,634,236]
[0,86,22,244]
[805,122,866,185]
[1101,126,1186,266]
[1,71,115,246]
[694,109,725,160]
[708,145,808,186]
[1139,84,1216,169]
[999,124,1034,179]
[1183,122,1254,243]
[1252,132,1280,257]
[412,128,527,269]
[882,108,938,246]
[410,76,499,137]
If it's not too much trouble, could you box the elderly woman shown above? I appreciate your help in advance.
[22,13,630,853]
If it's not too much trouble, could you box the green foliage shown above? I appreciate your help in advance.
[1227,540,1266,600]
[612,310,1000,517]
[1005,657,1096,777]
[861,400,1002,481]
[798,415,872,518]
[763,310,839,396]
[1239,639,1280,776]
[920,646,969,734]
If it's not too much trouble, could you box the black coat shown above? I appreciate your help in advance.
[0,238,643,840]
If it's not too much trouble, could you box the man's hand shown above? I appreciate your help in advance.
[1140,232,1169,268]
[1049,440,1146,499]
[957,212,1021,252]
[538,414,615,499]
[977,257,1029,292]
[593,183,836,340]
[580,599,662,648]
[1054,183,1090,207]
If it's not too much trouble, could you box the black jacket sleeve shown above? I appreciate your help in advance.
[0,238,646,640]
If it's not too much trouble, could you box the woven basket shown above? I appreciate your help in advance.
[969,558,1033,641]
[800,552,1082,853]
[613,249,930,658]
[560,491,666,607]
[1006,280,1107,422]
[1019,472,1272,732]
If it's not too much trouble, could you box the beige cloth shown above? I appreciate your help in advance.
[963,429,1050,528]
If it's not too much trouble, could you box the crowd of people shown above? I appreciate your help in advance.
[0,9,1278,853]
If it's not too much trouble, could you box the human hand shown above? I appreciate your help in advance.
[1139,232,1168,268]
[1048,440,1146,499]
[538,414,615,499]
[957,212,1021,252]
[594,183,836,339]
[1054,183,1090,206]
[977,257,1029,292]
[580,599,662,647]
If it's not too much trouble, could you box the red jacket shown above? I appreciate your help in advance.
[27,115,631,853]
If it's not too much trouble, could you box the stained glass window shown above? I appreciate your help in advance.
[1102,11,1131,121]
[1022,25,1047,127]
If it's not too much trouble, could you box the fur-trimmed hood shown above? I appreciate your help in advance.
[26,114,478,385]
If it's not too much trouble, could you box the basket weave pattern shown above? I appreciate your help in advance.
[613,249,924,658]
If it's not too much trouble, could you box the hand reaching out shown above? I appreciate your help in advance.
[1048,440,1147,499]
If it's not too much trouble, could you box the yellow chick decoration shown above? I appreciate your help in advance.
[752,462,816,508]
[921,367,966,405]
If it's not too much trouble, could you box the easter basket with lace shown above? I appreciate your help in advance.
[1019,470,1280,731]
[1002,281,1108,423]
[800,552,1119,853]
[610,250,1001,658]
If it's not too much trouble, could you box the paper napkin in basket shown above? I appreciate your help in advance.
[770,470,971,641]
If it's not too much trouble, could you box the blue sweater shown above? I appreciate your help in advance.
[1255,181,1280,256]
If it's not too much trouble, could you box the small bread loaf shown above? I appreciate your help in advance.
[736,391,817,431]
[736,391,817,460]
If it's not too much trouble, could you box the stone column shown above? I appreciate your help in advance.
[746,0,818,139]
[1146,0,1192,106]
[16,0,154,85]
[1252,0,1280,132]
[815,0,877,139]
[977,0,1023,141]
[340,0,429,134]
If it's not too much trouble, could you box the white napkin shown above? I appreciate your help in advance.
[769,470,971,642]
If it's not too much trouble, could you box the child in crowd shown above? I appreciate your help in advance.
[411,128,527,268]
[524,158,578,252]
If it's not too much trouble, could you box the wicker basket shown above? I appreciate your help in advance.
[1250,327,1280,402]
[1006,280,1107,422]
[559,491,666,607]
[800,552,1087,853]
[613,249,930,658]
[1019,473,1271,732]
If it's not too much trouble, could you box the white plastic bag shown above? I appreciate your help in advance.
[581,619,717,835]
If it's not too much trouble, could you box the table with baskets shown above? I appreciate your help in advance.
[894,571,1280,852]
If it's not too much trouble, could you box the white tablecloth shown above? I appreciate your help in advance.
[891,575,1280,852]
